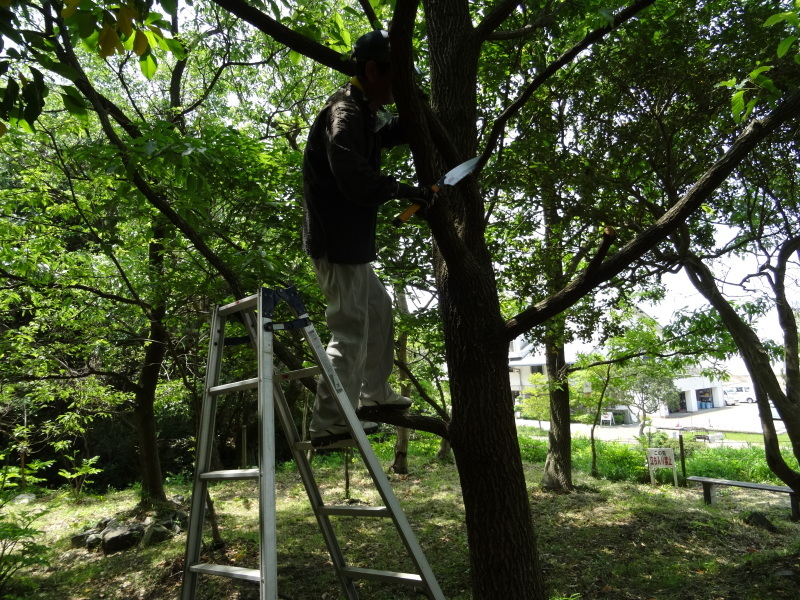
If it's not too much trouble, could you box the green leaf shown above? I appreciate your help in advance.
[748,65,773,81]
[1,76,19,116]
[753,73,781,96]
[731,89,746,122]
[777,35,797,57]
[764,11,800,27]
[598,8,614,26]
[9,115,34,133]
[30,52,80,81]
[161,0,178,16]
[164,37,186,60]
[60,91,89,125]
[139,51,157,80]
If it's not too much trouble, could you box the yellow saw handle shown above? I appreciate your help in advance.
[392,184,440,227]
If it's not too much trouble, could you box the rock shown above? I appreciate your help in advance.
[163,510,188,531]
[86,533,102,550]
[141,523,173,546]
[743,511,778,533]
[12,493,36,505]
[97,516,120,531]
[71,529,100,549]
[101,526,143,555]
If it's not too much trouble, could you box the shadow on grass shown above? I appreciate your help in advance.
[14,449,799,600]
[531,477,800,600]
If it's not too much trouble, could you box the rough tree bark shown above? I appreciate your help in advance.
[542,330,573,491]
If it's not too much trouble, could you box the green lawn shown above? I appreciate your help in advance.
[7,432,799,600]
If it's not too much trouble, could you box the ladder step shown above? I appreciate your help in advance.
[278,366,321,381]
[217,294,259,316]
[318,505,391,517]
[209,377,259,395]
[340,566,423,587]
[223,335,251,346]
[200,469,259,481]
[294,439,358,451]
[189,563,260,583]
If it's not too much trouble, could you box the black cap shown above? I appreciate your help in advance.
[352,30,390,63]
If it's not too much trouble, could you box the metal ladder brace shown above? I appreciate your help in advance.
[181,287,445,600]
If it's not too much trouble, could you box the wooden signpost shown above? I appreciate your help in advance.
[646,448,678,487]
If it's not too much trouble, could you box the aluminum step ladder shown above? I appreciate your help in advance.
[181,287,445,600]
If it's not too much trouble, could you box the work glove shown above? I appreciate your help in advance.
[395,182,437,210]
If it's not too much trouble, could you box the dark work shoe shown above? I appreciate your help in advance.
[310,421,379,448]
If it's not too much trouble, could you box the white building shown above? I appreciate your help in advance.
[508,338,750,419]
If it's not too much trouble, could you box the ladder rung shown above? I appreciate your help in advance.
[278,366,321,381]
[189,563,260,583]
[318,505,391,517]
[340,566,423,586]
[223,335,251,346]
[200,469,259,481]
[294,439,358,451]
[209,377,259,395]
[217,294,259,316]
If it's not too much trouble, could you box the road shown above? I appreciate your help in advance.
[516,401,787,443]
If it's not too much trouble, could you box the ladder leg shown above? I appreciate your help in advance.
[272,379,361,600]
[182,310,226,600]
[280,287,445,599]
[257,290,278,600]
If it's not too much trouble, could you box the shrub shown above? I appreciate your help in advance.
[0,454,51,595]
[686,445,798,484]
[0,511,49,596]
[572,439,649,483]
[517,436,548,463]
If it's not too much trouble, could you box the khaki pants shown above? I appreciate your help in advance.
[309,257,400,434]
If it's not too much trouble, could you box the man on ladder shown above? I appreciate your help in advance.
[301,29,434,447]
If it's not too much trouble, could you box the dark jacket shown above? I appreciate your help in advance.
[302,82,406,263]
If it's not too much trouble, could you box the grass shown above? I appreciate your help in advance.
[721,432,791,444]
[6,431,800,600]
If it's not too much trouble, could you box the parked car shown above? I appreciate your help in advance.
[723,386,754,404]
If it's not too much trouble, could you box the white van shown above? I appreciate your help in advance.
[723,386,754,405]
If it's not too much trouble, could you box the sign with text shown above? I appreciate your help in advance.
[646,448,678,486]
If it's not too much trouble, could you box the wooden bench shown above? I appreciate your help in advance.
[686,476,799,521]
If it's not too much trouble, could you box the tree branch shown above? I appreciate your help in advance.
[395,358,451,422]
[474,0,522,42]
[210,0,353,75]
[356,406,450,440]
[356,0,381,29]
[504,86,800,340]
[479,0,656,172]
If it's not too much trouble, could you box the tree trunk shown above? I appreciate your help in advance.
[392,285,412,475]
[134,226,169,506]
[391,427,410,474]
[435,437,452,462]
[413,3,545,595]
[442,289,545,599]
[541,332,573,491]
[134,315,168,506]
[589,368,611,478]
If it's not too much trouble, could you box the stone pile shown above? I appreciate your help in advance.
[71,506,188,555]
